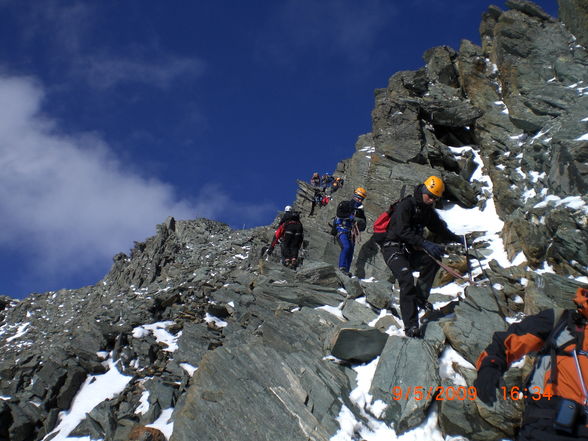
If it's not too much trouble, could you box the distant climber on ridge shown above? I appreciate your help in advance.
[310,172,321,188]
[377,176,463,338]
[321,173,334,192]
[334,187,367,276]
[329,177,344,195]
[309,172,329,216]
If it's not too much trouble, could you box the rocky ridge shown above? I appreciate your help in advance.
[0,1,587,440]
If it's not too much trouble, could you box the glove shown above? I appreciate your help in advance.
[474,366,502,405]
[266,246,274,256]
[448,233,462,244]
[355,218,366,232]
[423,240,444,260]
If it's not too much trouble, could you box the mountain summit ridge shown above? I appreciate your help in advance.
[1,1,587,440]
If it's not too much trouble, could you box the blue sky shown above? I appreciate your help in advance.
[0,0,558,299]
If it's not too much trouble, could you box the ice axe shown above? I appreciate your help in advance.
[423,248,474,284]
[463,234,473,282]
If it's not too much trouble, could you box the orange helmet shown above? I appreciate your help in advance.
[354,187,367,199]
[574,287,588,319]
[423,176,445,198]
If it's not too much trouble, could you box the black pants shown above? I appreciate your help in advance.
[281,224,303,260]
[381,245,438,329]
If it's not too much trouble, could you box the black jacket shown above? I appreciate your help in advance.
[278,211,300,226]
[336,199,366,232]
[384,185,458,248]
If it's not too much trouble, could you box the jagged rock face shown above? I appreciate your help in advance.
[0,2,587,441]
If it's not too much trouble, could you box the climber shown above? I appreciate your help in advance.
[280,214,304,269]
[474,286,588,441]
[267,206,294,254]
[334,187,367,276]
[267,206,304,268]
[309,189,325,216]
[321,173,334,191]
[378,176,462,338]
[329,177,344,195]
[310,172,321,188]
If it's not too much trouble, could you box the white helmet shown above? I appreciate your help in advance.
[284,205,292,212]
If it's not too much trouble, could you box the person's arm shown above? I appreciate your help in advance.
[270,224,285,247]
[427,210,461,243]
[354,208,367,232]
[474,309,556,404]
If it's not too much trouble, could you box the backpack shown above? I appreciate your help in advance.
[329,199,358,236]
[525,308,572,387]
[336,200,356,218]
[372,185,407,246]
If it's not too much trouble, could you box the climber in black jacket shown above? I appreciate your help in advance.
[268,206,304,269]
[379,176,462,338]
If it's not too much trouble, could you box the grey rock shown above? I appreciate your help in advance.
[420,98,483,128]
[369,336,441,434]
[340,299,378,324]
[424,45,459,87]
[441,286,508,365]
[505,0,553,21]
[337,273,364,299]
[145,377,177,410]
[329,324,388,362]
[87,400,117,439]
[57,366,87,410]
[172,342,346,441]
[559,0,588,48]
[544,206,588,275]
[295,261,341,288]
[502,213,549,267]
[252,282,344,308]
[439,366,522,440]
[362,279,395,310]
[524,272,582,315]
[373,314,402,333]
[174,322,218,368]
[6,402,35,441]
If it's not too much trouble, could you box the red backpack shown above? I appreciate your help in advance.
[373,211,393,234]
[372,186,407,245]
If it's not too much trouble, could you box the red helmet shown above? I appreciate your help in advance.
[573,287,588,319]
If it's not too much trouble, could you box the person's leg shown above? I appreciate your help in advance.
[345,240,355,272]
[412,250,439,307]
[290,227,303,268]
[337,233,353,272]
[382,247,418,330]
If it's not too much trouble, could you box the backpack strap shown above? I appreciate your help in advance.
[544,308,573,385]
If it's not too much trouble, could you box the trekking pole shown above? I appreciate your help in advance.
[466,249,506,302]
[470,250,493,284]
[352,223,361,243]
[572,350,588,405]
[464,235,473,283]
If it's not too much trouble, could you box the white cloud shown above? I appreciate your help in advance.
[79,55,207,89]
[13,1,93,55]
[0,75,266,290]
